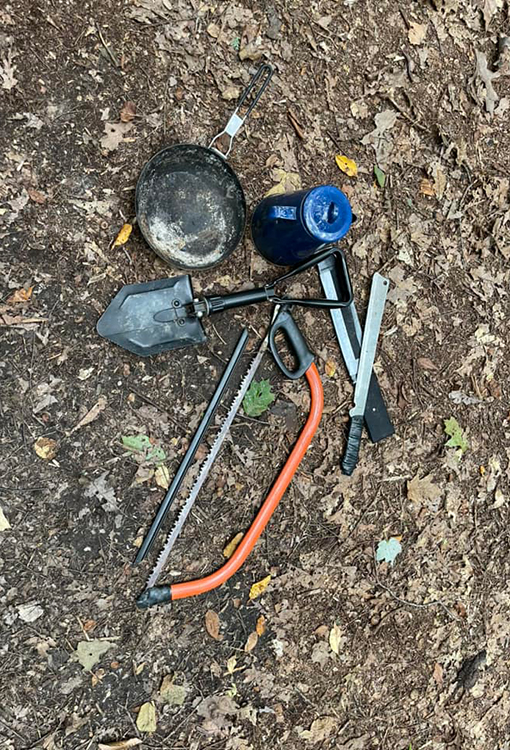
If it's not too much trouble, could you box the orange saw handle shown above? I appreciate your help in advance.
[137,362,323,607]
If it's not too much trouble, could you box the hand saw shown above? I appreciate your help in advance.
[139,305,317,602]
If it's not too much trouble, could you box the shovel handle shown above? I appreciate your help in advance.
[341,414,364,476]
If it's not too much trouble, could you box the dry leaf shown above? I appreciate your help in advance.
[160,674,187,705]
[244,631,258,652]
[0,506,11,531]
[226,656,237,674]
[265,169,301,197]
[1,49,17,90]
[329,622,342,655]
[101,122,134,152]
[475,50,500,116]
[407,474,442,505]
[69,396,107,434]
[136,702,157,733]
[417,357,438,371]
[34,437,58,460]
[325,360,336,378]
[120,101,136,122]
[206,22,221,38]
[155,465,170,489]
[75,639,114,670]
[223,532,243,558]
[249,574,271,600]
[205,610,222,640]
[98,740,142,750]
[256,615,266,636]
[112,223,133,248]
[299,716,338,742]
[7,287,33,305]
[492,487,506,509]
[408,22,428,45]
[433,662,444,685]
[28,188,47,204]
[420,178,435,197]
[221,85,240,100]
[335,154,358,177]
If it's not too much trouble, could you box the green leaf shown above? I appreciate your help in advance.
[374,165,386,188]
[243,379,275,417]
[376,537,402,565]
[122,434,151,452]
[231,36,240,50]
[444,417,468,457]
[136,702,157,733]
[122,434,166,465]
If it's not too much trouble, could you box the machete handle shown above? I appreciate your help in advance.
[341,414,364,475]
[269,306,314,380]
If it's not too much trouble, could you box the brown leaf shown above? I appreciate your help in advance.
[256,615,266,636]
[419,178,435,197]
[433,662,444,685]
[120,101,136,122]
[33,437,58,460]
[98,740,142,749]
[244,631,258,652]
[101,122,134,152]
[407,474,442,505]
[69,396,107,435]
[7,287,33,305]
[205,610,222,640]
[417,357,438,371]
[27,187,47,204]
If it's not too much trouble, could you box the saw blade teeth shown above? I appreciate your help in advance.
[145,345,268,588]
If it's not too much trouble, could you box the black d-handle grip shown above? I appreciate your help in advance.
[269,307,314,380]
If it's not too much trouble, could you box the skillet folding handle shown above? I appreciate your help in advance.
[209,63,274,158]
[269,306,314,380]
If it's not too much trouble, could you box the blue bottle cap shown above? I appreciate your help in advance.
[302,185,352,244]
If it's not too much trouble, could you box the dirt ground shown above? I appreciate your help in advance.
[1,0,510,748]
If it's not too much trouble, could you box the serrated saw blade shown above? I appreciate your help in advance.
[146,331,272,589]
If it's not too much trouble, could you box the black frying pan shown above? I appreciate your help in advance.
[135,64,273,271]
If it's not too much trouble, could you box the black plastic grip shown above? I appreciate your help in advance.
[136,586,172,609]
[341,414,364,475]
[269,307,314,380]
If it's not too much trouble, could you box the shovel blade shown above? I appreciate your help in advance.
[96,276,206,357]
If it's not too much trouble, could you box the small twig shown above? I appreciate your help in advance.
[210,321,227,346]
[383,95,428,133]
[95,21,120,68]
[372,547,461,622]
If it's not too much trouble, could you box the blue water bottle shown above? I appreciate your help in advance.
[251,185,352,266]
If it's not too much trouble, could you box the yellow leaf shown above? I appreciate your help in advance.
[244,631,258,652]
[335,154,358,178]
[112,223,133,248]
[256,615,266,636]
[33,437,58,460]
[226,656,237,674]
[155,465,170,489]
[249,574,271,600]
[223,532,243,558]
[7,287,33,305]
[325,360,336,378]
[136,702,157,733]
[0,507,10,531]
[329,622,342,655]
[205,610,222,640]
[420,178,435,197]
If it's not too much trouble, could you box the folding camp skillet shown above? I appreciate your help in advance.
[137,306,323,608]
